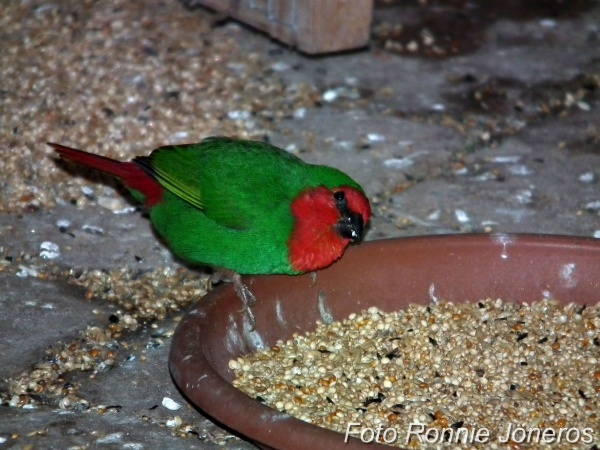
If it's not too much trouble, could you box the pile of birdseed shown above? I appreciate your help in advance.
[230,299,600,449]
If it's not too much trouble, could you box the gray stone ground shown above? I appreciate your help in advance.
[1,1,599,449]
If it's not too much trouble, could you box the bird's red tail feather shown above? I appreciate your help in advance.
[48,143,163,206]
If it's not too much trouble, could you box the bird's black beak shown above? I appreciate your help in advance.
[336,211,364,243]
[332,189,364,243]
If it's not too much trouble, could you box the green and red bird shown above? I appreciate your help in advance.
[48,137,371,325]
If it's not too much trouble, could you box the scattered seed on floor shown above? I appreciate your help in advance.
[0,264,208,411]
[0,0,319,214]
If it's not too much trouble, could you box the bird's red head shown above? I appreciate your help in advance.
[288,186,371,273]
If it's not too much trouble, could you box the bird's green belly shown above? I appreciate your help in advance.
[149,195,298,275]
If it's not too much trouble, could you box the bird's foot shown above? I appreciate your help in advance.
[212,269,258,330]
[309,271,318,288]
[231,272,257,331]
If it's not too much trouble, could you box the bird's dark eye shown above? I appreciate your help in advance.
[334,191,345,201]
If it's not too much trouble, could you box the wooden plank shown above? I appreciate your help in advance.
[196,0,373,54]
[296,0,373,54]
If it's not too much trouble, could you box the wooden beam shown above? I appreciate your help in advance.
[196,0,373,54]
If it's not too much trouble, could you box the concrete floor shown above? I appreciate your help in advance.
[1,0,599,448]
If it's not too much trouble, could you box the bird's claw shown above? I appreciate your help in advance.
[214,270,258,330]
[232,274,257,331]
[309,271,318,288]
[241,304,256,331]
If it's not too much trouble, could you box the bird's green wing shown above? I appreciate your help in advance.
[134,137,306,230]
[135,143,205,210]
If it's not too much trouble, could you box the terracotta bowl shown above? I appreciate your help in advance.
[169,234,600,450]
